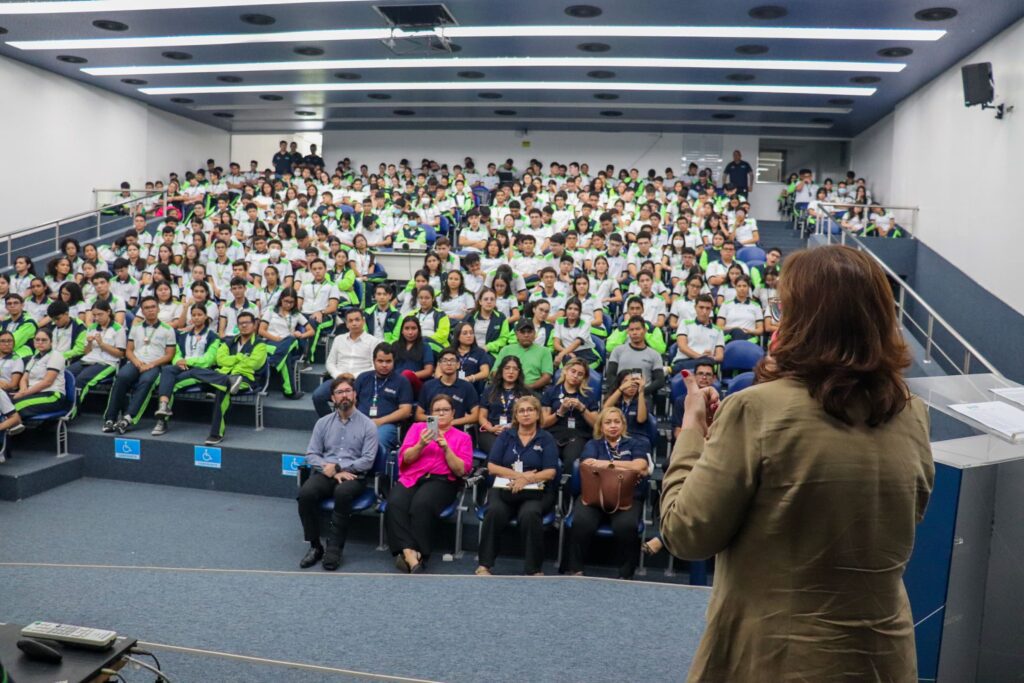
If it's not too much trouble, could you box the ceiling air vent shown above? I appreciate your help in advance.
[374,4,456,29]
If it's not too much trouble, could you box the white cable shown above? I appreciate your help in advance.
[124,655,173,682]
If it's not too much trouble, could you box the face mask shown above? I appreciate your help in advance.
[269,248,281,259]
[837,188,848,196]
[672,239,684,248]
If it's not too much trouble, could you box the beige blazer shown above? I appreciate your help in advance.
[661,378,934,682]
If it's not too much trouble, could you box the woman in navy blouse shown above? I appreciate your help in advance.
[565,406,649,579]
[476,395,559,576]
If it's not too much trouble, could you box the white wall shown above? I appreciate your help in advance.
[851,17,1024,314]
[848,114,894,203]
[229,133,323,173]
[322,129,760,177]
[0,55,228,232]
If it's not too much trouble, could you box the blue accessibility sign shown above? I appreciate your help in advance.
[281,454,304,477]
[114,438,141,461]
[194,445,222,469]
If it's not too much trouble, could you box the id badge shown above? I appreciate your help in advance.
[369,405,379,417]
[499,415,508,426]
[567,417,577,430]
[513,460,524,473]
[458,370,467,380]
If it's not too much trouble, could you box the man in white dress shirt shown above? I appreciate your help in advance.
[311,309,379,416]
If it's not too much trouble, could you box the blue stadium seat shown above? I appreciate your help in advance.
[726,371,756,395]
[301,445,389,515]
[721,341,764,381]
[736,246,766,264]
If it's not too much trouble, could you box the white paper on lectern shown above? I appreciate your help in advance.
[990,387,1024,408]
[949,401,1024,439]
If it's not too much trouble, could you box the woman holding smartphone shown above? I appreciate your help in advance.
[386,394,473,574]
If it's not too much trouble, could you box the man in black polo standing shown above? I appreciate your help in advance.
[723,150,754,196]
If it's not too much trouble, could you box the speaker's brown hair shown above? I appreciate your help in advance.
[756,245,910,426]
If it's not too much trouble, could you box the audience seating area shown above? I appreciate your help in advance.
[0,152,888,580]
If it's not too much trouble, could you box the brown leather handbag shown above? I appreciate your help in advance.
[580,461,640,513]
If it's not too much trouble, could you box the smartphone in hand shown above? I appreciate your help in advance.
[426,416,439,438]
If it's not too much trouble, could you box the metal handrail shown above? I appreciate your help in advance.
[819,208,1002,378]
[1,190,166,269]
[818,201,918,236]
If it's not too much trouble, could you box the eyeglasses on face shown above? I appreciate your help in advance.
[432,407,453,414]
[332,388,354,396]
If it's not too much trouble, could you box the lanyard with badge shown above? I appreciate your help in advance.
[605,439,623,461]
[498,390,515,426]
[140,324,158,350]
[560,388,579,430]
[369,375,387,417]
[187,329,206,357]
[457,352,471,380]
[25,352,46,377]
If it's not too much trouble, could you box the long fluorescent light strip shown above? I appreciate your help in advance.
[0,0,348,13]
[140,81,875,97]
[84,56,905,77]
[237,116,834,129]
[192,102,852,114]
[8,25,946,51]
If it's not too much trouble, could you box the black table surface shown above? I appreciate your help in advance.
[0,622,137,683]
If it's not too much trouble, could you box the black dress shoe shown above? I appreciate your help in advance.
[299,545,323,568]
[322,545,342,571]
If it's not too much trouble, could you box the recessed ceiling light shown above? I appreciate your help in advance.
[827,98,854,105]
[478,92,503,99]
[0,27,7,35]
[577,42,610,53]
[260,94,283,100]
[749,5,788,20]
[494,109,517,115]
[594,93,619,100]
[294,46,324,56]
[296,110,315,116]
[915,7,957,21]
[735,44,769,55]
[212,112,234,118]
[712,112,736,119]
[368,93,392,99]
[141,80,877,97]
[92,19,128,31]
[877,46,913,57]
[13,25,948,52]
[851,75,881,83]
[393,109,415,115]
[240,13,276,26]
[162,51,191,60]
[170,97,194,103]
[588,70,616,79]
[600,110,623,116]
[718,95,744,103]
[810,117,834,124]
[457,71,486,79]
[565,5,602,18]
[121,77,147,85]
[57,55,88,63]
[727,73,755,81]
[217,75,243,83]
[334,71,361,80]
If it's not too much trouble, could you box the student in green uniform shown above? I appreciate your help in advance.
[1,294,38,359]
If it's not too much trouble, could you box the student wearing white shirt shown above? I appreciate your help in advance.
[634,272,667,328]
[312,309,381,412]
[298,258,340,363]
[438,271,475,322]
[511,235,545,284]
[704,241,748,287]
[68,300,126,410]
[259,288,314,398]
[716,275,764,342]
[673,294,725,371]
[11,327,68,422]
[552,298,597,367]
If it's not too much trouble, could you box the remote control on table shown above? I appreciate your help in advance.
[20,621,117,650]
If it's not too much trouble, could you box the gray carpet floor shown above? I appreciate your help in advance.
[1,478,710,682]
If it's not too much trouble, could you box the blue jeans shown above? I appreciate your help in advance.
[311,378,334,417]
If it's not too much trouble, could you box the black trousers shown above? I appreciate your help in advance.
[296,472,366,548]
[566,498,643,579]
[476,429,499,456]
[385,476,459,560]
[547,423,588,471]
[478,486,557,574]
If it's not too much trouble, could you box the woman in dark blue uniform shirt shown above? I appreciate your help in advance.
[451,321,492,390]
[540,358,600,470]
[604,368,651,455]
[565,406,649,579]
[478,355,529,454]
[476,394,559,576]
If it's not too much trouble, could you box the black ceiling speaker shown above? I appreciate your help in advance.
[962,62,994,107]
